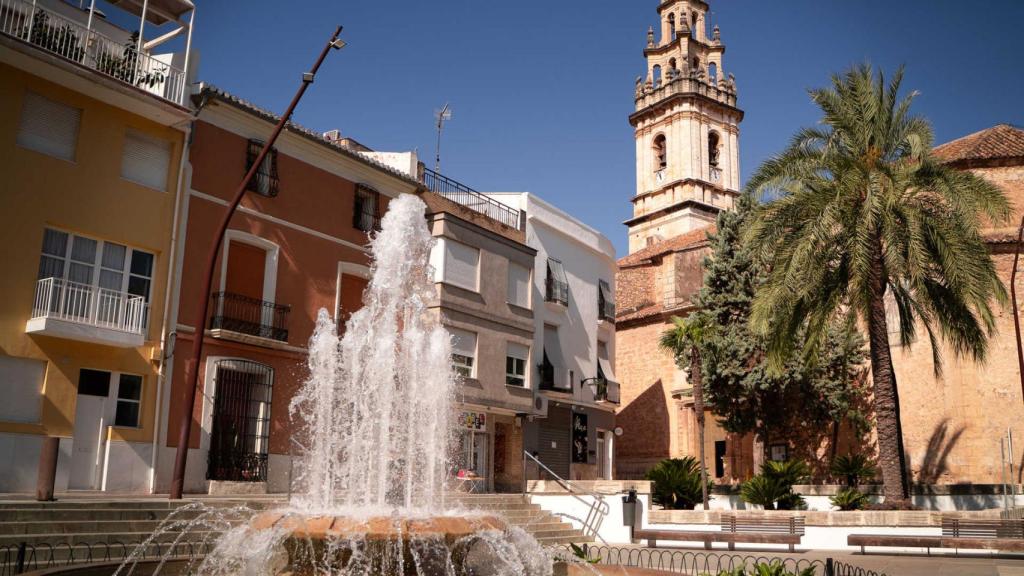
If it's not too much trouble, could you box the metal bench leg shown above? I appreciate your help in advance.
[728,542,735,551]
[704,540,711,550]
[647,539,656,549]
[789,544,795,553]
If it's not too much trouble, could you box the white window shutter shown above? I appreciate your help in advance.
[507,342,529,361]
[121,129,171,191]
[17,91,80,161]
[444,240,479,291]
[450,328,477,360]
[507,262,531,307]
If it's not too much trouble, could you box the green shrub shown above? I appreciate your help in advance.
[830,487,869,511]
[715,561,816,576]
[830,453,877,487]
[645,457,710,510]
[740,460,809,510]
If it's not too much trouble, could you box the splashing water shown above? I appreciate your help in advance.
[288,194,456,514]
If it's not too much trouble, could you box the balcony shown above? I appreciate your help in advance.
[598,290,616,322]
[0,0,191,106]
[27,278,146,347]
[421,168,521,229]
[209,291,290,345]
[593,380,621,404]
[545,277,569,307]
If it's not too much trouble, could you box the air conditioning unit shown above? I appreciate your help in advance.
[533,394,549,417]
[323,129,342,142]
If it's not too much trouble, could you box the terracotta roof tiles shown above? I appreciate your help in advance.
[933,124,1024,166]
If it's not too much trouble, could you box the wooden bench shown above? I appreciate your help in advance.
[849,518,1024,555]
[636,514,805,552]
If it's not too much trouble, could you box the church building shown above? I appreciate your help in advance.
[614,0,752,481]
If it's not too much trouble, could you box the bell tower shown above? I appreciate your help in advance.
[626,0,743,254]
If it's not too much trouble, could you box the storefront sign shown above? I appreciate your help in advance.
[571,412,588,463]
[459,411,487,432]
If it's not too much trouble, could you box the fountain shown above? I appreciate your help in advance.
[117,195,555,576]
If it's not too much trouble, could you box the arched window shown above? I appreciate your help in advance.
[708,131,721,168]
[708,62,718,84]
[668,13,676,41]
[653,134,667,172]
[693,57,700,72]
[652,65,662,88]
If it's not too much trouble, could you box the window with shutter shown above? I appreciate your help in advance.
[121,128,171,191]
[545,258,569,306]
[246,139,279,197]
[444,240,480,292]
[506,342,529,387]
[17,91,81,161]
[507,262,531,308]
[450,327,477,378]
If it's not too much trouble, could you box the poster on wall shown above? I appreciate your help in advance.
[460,411,487,432]
[571,412,588,463]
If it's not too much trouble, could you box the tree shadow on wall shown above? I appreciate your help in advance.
[915,418,966,485]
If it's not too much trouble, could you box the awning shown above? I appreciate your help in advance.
[599,279,614,304]
[547,258,568,284]
[598,357,618,386]
[106,0,194,25]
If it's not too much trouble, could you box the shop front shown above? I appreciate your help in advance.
[452,408,526,493]
[526,401,615,482]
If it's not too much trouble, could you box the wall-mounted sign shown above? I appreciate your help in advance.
[460,411,487,432]
[572,413,588,463]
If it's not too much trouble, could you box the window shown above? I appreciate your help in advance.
[353,185,380,232]
[542,324,566,390]
[121,128,171,191]
[507,262,531,308]
[0,356,45,424]
[597,341,619,403]
[114,374,142,427]
[443,239,480,292]
[545,258,569,306]
[246,139,279,197]
[708,62,718,84]
[668,13,676,41]
[78,369,111,396]
[17,91,80,161]
[653,134,667,172]
[506,342,529,387]
[598,279,615,321]
[708,131,721,167]
[450,327,477,378]
[652,65,661,88]
[38,228,155,325]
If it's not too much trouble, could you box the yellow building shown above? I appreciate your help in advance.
[0,0,195,492]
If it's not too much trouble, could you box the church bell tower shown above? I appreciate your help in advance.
[626,0,743,254]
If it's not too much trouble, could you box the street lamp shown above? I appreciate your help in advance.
[581,376,607,401]
[168,26,345,500]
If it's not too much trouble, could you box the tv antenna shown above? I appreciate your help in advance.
[434,103,452,173]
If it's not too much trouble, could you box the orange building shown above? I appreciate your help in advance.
[155,86,422,494]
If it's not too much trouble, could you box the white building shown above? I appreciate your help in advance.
[486,193,619,482]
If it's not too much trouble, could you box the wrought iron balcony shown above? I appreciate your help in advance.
[210,292,290,343]
[594,380,621,404]
[0,0,188,105]
[545,277,569,306]
[421,168,521,230]
[27,277,146,347]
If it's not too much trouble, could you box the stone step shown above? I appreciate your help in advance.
[0,500,272,511]
[533,534,593,545]
[0,509,215,522]
[0,518,248,536]
[515,522,576,533]
[0,530,218,548]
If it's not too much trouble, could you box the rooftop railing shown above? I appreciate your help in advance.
[421,168,521,230]
[0,0,187,105]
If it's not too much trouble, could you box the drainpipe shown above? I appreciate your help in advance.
[149,93,209,494]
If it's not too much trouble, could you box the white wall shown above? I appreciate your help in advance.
[101,440,153,492]
[0,433,71,492]
[531,492,650,545]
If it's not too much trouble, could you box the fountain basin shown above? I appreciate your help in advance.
[251,511,507,542]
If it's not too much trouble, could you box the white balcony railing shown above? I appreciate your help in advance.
[31,277,145,335]
[0,0,187,105]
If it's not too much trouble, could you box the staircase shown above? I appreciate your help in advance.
[445,493,593,546]
[0,494,589,567]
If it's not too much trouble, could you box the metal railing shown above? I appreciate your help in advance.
[421,167,521,230]
[556,545,887,576]
[1,540,213,576]
[209,291,290,342]
[0,0,187,104]
[523,450,615,543]
[31,277,146,334]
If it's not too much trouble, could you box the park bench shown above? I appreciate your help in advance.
[636,514,805,552]
[848,518,1024,555]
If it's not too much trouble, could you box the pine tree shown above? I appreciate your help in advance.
[685,193,869,474]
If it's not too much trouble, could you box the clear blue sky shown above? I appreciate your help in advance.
[174,1,1023,256]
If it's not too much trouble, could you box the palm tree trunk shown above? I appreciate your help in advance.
[691,346,710,509]
[867,250,910,503]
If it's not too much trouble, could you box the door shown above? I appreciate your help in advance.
[225,241,266,300]
[68,369,111,489]
[715,440,727,479]
[596,430,613,480]
[207,360,274,482]
[537,405,571,479]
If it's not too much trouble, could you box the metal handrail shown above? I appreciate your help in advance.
[421,167,521,229]
[522,450,620,498]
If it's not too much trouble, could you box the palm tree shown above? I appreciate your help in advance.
[660,315,711,509]
[743,65,1009,503]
